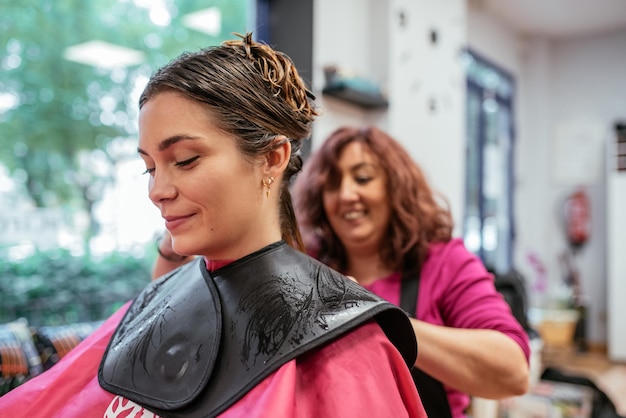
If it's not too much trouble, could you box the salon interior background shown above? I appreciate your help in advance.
[1,0,626,358]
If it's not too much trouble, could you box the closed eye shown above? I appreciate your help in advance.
[175,156,200,167]
[355,176,373,185]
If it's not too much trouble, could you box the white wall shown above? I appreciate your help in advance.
[608,171,626,360]
[387,0,467,231]
[550,31,626,347]
[467,7,626,345]
[312,0,390,143]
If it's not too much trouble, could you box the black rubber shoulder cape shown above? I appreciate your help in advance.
[98,241,417,417]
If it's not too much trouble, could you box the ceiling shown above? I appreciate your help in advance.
[476,0,626,39]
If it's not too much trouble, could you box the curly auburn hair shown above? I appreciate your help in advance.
[294,126,453,276]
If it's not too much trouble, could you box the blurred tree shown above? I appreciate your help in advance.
[0,0,250,245]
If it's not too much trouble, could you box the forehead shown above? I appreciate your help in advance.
[137,91,224,150]
[139,92,206,127]
[337,141,378,167]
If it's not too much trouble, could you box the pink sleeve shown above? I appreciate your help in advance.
[222,320,427,418]
[423,239,531,362]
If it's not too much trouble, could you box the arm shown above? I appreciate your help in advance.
[152,232,193,279]
[411,318,529,399]
[413,240,530,399]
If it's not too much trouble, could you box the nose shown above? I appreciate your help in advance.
[338,178,358,201]
[148,170,177,204]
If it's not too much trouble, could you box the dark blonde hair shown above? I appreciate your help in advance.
[140,33,318,250]
[294,126,453,276]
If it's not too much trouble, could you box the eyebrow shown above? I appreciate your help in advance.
[137,135,199,155]
[349,162,377,171]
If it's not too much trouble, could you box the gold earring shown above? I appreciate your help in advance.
[262,176,275,198]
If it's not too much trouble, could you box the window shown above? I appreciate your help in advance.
[0,0,254,258]
[463,50,515,273]
[0,0,254,325]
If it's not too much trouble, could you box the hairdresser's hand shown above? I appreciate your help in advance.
[153,231,193,280]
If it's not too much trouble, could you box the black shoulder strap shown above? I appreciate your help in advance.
[400,270,454,418]
[400,274,419,317]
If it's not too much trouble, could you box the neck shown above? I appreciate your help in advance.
[204,258,234,272]
[345,249,394,286]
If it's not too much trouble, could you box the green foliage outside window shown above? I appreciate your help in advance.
[0,247,154,327]
[0,0,252,325]
[0,0,252,235]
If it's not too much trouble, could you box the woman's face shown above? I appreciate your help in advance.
[138,91,272,260]
[322,141,391,256]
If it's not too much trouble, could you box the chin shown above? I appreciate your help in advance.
[171,239,194,257]
[343,236,370,246]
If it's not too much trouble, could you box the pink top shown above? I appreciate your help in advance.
[363,238,531,418]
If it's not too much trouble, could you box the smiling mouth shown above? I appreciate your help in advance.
[164,214,193,230]
[343,210,366,221]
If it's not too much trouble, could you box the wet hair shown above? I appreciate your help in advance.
[294,126,453,277]
[140,33,318,250]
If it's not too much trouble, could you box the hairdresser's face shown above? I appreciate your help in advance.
[138,91,270,260]
[322,141,391,256]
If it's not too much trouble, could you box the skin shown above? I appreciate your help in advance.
[322,141,529,399]
[321,141,394,286]
[139,91,290,262]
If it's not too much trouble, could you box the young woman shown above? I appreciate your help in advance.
[293,126,530,418]
[0,36,426,418]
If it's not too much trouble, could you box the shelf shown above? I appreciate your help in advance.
[322,84,389,110]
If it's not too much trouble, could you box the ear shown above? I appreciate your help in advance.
[265,136,291,178]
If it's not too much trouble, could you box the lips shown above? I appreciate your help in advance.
[163,214,194,230]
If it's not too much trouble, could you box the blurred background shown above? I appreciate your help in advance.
[0,0,256,326]
[0,0,625,411]
[309,0,626,363]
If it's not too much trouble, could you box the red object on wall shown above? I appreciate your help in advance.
[564,188,591,248]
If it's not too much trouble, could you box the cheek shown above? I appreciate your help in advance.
[369,187,391,215]
[377,199,393,226]
[369,181,388,203]
[322,192,336,214]
[185,173,214,201]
